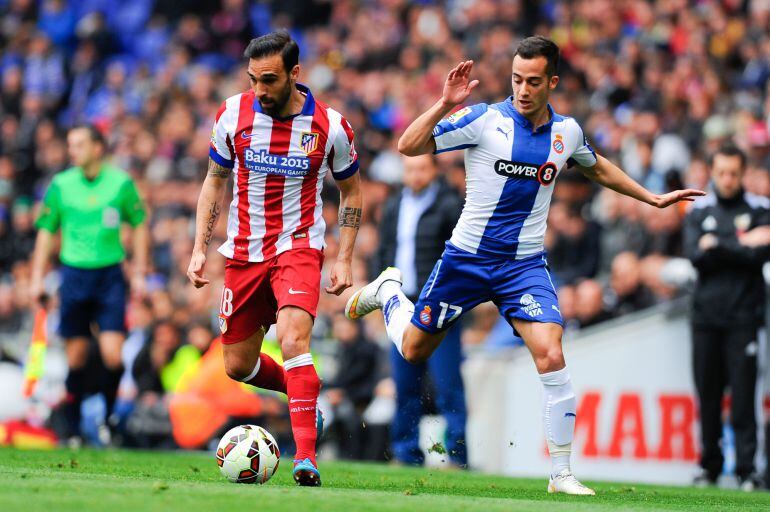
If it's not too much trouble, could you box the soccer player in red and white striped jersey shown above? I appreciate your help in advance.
[187,31,362,486]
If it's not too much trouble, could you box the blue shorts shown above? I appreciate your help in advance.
[411,243,563,334]
[59,263,127,338]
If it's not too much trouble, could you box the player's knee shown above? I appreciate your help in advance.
[402,343,429,364]
[535,347,564,373]
[278,327,311,358]
[102,353,123,370]
[279,334,310,360]
[100,346,123,370]
[224,358,253,382]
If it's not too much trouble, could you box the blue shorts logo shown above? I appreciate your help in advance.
[243,149,310,177]
[520,293,543,317]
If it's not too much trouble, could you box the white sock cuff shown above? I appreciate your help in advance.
[547,440,572,456]
[240,358,261,382]
[539,366,570,386]
[283,353,313,371]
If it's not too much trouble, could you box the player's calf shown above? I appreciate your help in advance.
[401,326,447,364]
[277,307,322,470]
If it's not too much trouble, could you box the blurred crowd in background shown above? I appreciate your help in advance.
[2,0,770,452]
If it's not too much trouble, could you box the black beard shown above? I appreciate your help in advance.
[262,80,293,117]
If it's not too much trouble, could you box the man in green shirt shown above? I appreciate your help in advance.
[30,124,149,443]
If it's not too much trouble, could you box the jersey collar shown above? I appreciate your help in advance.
[502,97,555,133]
[79,163,106,184]
[252,83,316,119]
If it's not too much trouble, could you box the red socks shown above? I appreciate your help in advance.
[284,353,321,465]
[244,353,287,393]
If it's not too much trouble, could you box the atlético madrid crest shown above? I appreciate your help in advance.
[218,314,228,334]
[300,131,319,155]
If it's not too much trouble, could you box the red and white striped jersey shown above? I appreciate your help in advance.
[209,84,358,262]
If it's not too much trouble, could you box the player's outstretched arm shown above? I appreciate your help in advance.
[327,172,362,295]
[187,158,230,288]
[579,154,705,208]
[398,60,480,156]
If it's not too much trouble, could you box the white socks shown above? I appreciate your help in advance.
[283,353,314,371]
[377,280,414,357]
[540,366,576,477]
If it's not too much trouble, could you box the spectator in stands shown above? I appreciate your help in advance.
[574,279,612,329]
[605,252,654,317]
[547,202,601,286]
[323,313,383,460]
[127,320,181,448]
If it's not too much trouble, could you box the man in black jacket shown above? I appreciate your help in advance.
[684,143,770,490]
[374,153,467,466]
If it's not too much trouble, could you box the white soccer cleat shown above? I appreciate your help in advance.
[547,470,596,495]
[345,267,402,319]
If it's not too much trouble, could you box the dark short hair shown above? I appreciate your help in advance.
[69,123,106,148]
[514,36,560,77]
[243,30,299,73]
[709,142,747,169]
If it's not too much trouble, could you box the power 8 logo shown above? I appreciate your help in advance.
[537,162,558,186]
[493,160,558,186]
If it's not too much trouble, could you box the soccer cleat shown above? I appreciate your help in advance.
[692,468,718,488]
[547,470,595,495]
[345,267,402,319]
[738,473,763,492]
[293,458,321,486]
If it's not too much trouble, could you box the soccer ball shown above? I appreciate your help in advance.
[215,425,280,484]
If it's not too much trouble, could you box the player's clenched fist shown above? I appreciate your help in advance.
[187,251,210,288]
[325,260,352,295]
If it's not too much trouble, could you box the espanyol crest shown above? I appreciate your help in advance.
[552,134,565,154]
[419,305,433,325]
[300,131,319,155]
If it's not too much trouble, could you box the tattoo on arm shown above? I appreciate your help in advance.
[338,207,362,229]
[208,159,230,178]
[203,202,221,247]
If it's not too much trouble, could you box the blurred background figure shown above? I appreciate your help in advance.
[322,313,385,461]
[684,144,770,491]
[126,319,180,448]
[574,279,612,329]
[605,252,654,317]
[30,124,147,445]
[373,153,467,466]
[547,202,601,286]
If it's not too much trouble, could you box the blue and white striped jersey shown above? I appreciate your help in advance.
[432,98,597,259]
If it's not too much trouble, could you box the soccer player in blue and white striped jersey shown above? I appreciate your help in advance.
[346,36,704,495]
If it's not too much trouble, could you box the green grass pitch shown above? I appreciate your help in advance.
[1,448,768,511]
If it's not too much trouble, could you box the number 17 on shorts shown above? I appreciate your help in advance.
[413,300,464,333]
